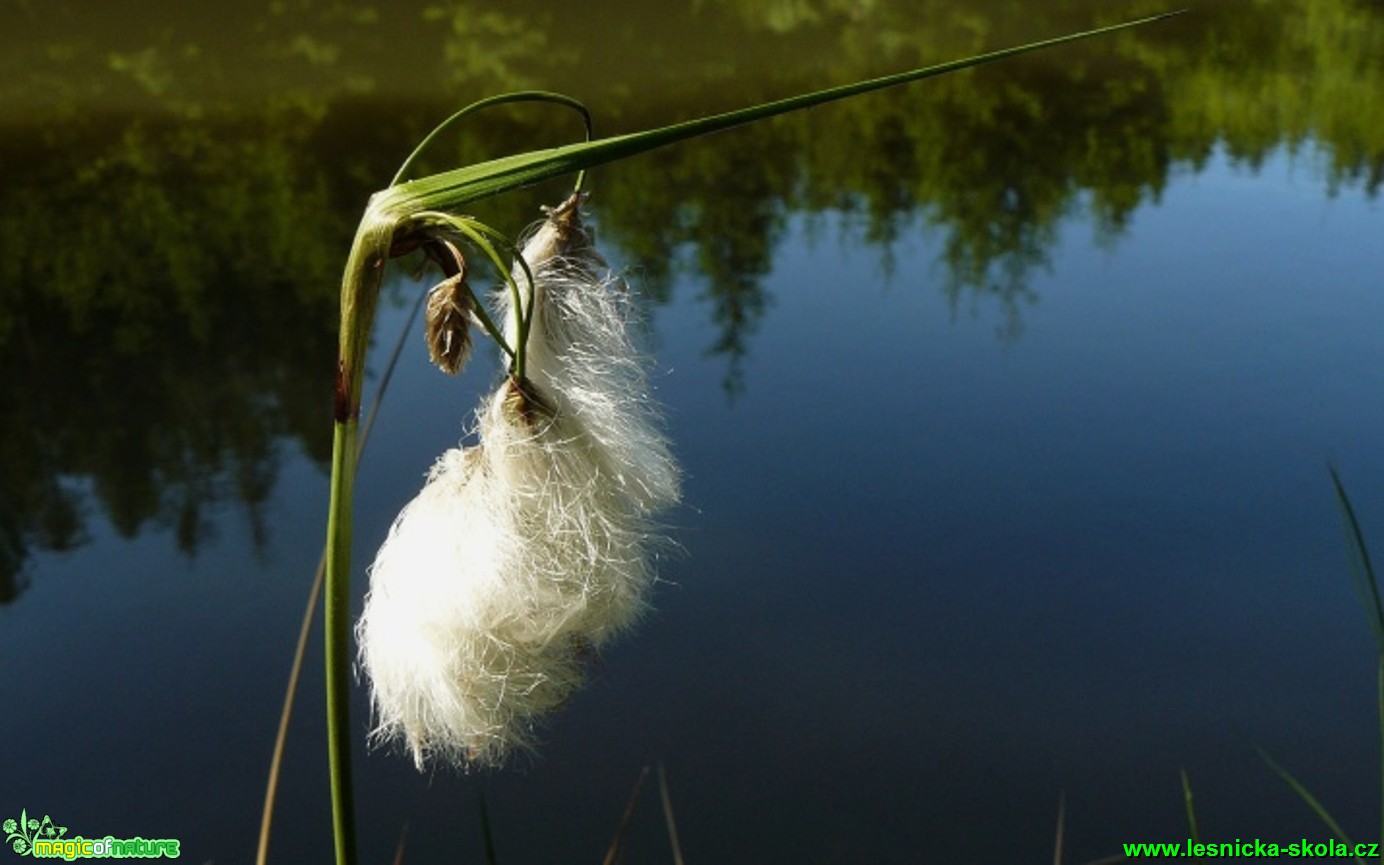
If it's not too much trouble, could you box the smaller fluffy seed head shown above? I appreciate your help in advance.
[503,195,681,512]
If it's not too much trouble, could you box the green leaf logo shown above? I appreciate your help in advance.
[2,809,62,857]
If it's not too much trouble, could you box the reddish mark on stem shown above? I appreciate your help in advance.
[334,359,357,423]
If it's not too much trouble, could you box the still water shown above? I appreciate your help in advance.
[3,1,1384,863]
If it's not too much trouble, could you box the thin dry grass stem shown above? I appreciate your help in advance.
[255,554,324,865]
[658,761,685,865]
[1052,792,1132,865]
[603,764,651,865]
[390,823,409,865]
[1053,791,1066,865]
[478,790,499,865]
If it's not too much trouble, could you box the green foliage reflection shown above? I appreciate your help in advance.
[1,0,1381,590]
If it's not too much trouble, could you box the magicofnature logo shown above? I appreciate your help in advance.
[4,810,180,859]
[4,811,61,855]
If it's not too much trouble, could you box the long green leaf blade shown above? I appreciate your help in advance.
[380,11,1184,213]
[1256,746,1365,865]
[1330,465,1384,653]
[1181,767,1200,845]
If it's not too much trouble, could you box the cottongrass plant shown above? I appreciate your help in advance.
[318,15,1181,862]
[358,195,679,768]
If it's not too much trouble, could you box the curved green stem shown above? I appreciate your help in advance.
[391,90,594,189]
[324,198,396,865]
[440,214,536,380]
[401,212,518,362]
[463,281,516,364]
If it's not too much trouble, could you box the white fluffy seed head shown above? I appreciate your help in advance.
[357,195,680,770]
[503,194,681,513]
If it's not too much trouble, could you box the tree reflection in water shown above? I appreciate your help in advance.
[1,0,1380,594]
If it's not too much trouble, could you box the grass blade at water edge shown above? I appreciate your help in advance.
[603,764,650,865]
[1181,768,1199,846]
[1328,466,1384,848]
[1255,746,1365,865]
[1053,791,1066,865]
[256,555,324,865]
[390,823,408,865]
[657,762,685,865]
[1329,466,1384,652]
[479,789,499,865]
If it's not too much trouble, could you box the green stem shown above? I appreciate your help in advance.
[324,199,395,865]
[460,279,515,364]
[391,90,593,188]
[325,420,359,865]
[441,215,536,380]
[398,210,537,376]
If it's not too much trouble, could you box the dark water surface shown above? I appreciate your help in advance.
[3,2,1384,862]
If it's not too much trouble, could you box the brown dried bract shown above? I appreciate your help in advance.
[500,374,553,428]
[425,269,475,375]
[540,192,607,273]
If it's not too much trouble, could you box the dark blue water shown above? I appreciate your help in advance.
[6,139,1383,863]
